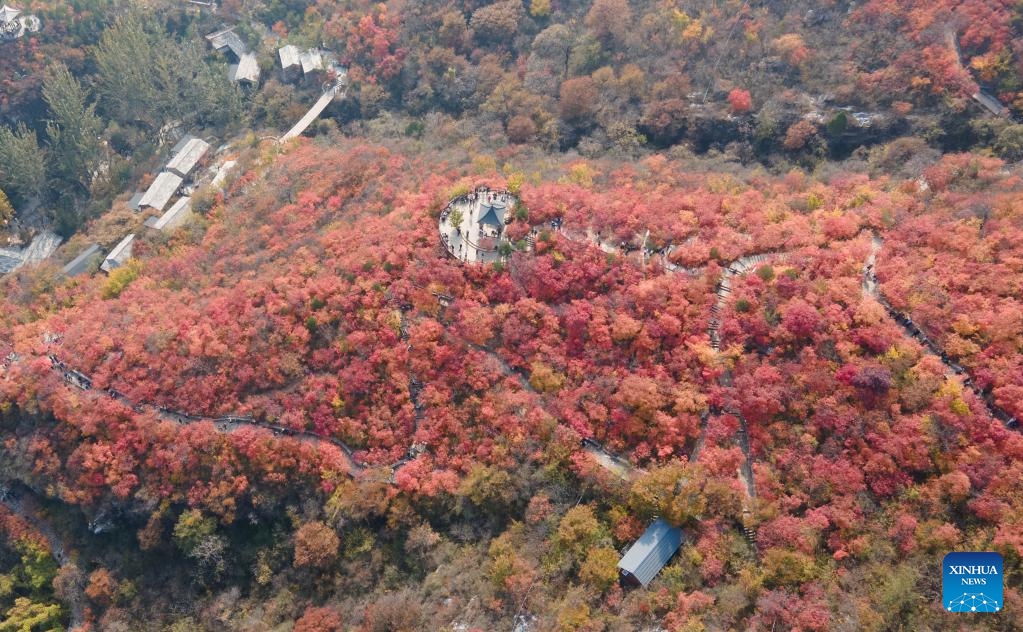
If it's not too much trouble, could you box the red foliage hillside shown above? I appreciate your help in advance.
[2,139,1023,628]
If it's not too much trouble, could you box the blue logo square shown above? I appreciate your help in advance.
[943,552,1003,613]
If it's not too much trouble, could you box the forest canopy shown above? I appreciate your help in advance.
[1,0,1022,630]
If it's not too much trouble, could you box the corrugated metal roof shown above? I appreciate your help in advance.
[300,49,324,75]
[150,196,192,231]
[61,244,101,276]
[100,234,135,273]
[618,518,683,587]
[279,45,300,68]
[166,138,210,177]
[206,27,247,58]
[210,160,237,190]
[139,172,183,212]
[231,53,260,84]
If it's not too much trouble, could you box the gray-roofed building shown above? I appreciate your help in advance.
[210,160,237,190]
[166,138,211,178]
[230,52,260,85]
[145,196,193,231]
[973,91,1009,118]
[279,45,301,82]
[100,234,135,273]
[0,4,38,40]
[0,4,20,23]
[127,191,145,211]
[617,518,683,587]
[138,172,183,212]
[61,244,101,276]
[300,49,324,80]
[0,4,21,39]
[205,26,247,59]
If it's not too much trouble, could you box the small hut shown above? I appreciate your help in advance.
[100,234,135,273]
[618,518,684,587]
[279,45,301,82]
[166,138,211,178]
[0,4,20,25]
[973,91,1009,118]
[477,202,506,240]
[61,244,101,276]
[205,26,247,60]
[138,172,183,213]
[230,52,261,85]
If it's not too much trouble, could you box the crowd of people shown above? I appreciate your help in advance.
[438,186,516,263]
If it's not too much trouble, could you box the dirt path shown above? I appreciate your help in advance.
[51,353,364,469]
[580,440,635,480]
[699,250,790,528]
[448,334,537,395]
[861,233,1016,428]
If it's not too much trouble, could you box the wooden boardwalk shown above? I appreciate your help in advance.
[280,81,345,142]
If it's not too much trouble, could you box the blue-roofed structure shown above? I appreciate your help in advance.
[618,518,683,587]
[478,202,505,228]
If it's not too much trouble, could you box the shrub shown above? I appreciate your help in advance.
[101,259,141,299]
[293,521,340,570]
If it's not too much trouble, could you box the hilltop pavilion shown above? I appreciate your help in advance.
[438,187,515,264]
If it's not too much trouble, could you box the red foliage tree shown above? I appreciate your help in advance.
[295,606,343,632]
[727,88,752,114]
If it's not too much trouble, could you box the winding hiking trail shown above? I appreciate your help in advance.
[557,225,1014,425]
[0,483,86,629]
[539,224,1017,542]
[0,217,1015,632]
[708,252,786,351]
[22,224,1016,492]
[2,218,1017,595]
[43,305,432,481]
[861,235,1016,428]
[26,225,1015,492]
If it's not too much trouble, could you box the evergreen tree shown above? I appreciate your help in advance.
[95,12,244,131]
[0,124,47,206]
[94,12,163,128]
[42,62,103,193]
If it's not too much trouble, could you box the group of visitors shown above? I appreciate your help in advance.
[439,186,518,262]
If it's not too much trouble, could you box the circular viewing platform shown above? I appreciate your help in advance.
[438,186,516,264]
